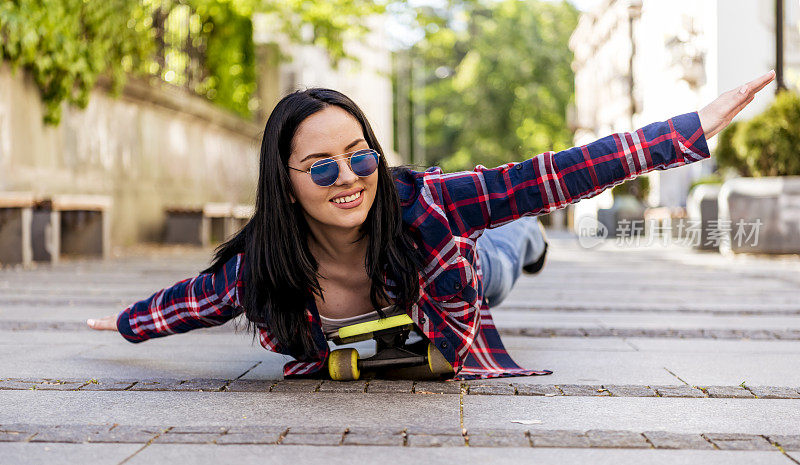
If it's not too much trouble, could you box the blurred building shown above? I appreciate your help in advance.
[569,0,799,211]
[253,14,399,165]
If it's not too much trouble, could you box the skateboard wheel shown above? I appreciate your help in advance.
[328,348,360,381]
[427,343,454,375]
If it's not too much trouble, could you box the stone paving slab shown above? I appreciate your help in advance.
[4,377,800,399]
[117,444,797,465]
[0,391,461,429]
[0,328,234,345]
[748,386,800,399]
[505,347,800,387]
[466,429,529,447]
[6,423,800,451]
[642,431,716,450]
[494,350,682,385]
[462,396,800,434]
[703,432,776,451]
[265,379,319,393]
[365,380,415,393]
[626,338,800,353]
[652,385,706,398]
[342,426,405,446]
[703,386,754,398]
[491,310,800,331]
[0,355,259,380]
[406,433,465,447]
[499,327,800,340]
[655,353,800,386]
[500,336,636,352]
[603,385,658,397]
[214,426,285,445]
[0,443,143,465]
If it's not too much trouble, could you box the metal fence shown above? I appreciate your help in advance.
[149,0,209,93]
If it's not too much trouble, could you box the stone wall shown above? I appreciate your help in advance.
[0,65,261,247]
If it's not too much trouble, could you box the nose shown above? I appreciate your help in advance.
[334,158,358,185]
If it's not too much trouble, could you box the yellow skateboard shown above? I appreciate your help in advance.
[327,314,454,381]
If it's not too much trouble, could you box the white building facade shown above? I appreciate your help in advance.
[570,0,800,209]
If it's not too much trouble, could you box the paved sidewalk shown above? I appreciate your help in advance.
[2,233,800,464]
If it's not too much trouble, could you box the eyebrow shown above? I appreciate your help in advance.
[299,138,366,164]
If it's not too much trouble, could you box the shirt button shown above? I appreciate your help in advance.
[454,283,462,290]
[516,164,522,170]
[419,317,426,324]
[440,340,448,349]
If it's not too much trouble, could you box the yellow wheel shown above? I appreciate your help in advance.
[427,343,454,375]
[328,348,360,381]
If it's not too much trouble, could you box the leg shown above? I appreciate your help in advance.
[476,216,547,308]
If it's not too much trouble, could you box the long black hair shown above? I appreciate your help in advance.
[201,88,426,359]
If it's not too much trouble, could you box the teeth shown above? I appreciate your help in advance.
[331,190,362,204]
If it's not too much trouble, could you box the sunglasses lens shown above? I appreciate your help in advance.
[310,159,339,186]
[305,150,378,186]
[351,150,379,177]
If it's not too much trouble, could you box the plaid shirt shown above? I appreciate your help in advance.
[117,111,710,380]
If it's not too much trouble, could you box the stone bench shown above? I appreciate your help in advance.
[0,192,35,267]
[597,195,646,237]
[32,194,113,264]
[164,203,251,246]
[718,176,800,254]
[686,184,722,251]
[231,204,254,236]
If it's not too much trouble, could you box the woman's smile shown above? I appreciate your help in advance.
[329,188,364,209]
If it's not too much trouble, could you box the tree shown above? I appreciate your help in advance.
[406,0,579,170]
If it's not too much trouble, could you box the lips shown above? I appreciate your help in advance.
[330,188,363,202]
[329,188,365,209]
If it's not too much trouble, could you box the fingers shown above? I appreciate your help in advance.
[741,70,776,96]
[87,316,117,331]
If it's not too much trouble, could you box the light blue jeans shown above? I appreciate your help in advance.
[476,216,547,308]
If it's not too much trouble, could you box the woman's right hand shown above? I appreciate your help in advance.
[87,315,118,331]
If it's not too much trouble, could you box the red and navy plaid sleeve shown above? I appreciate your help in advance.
[116,253,244,343]
[399,111,710,237]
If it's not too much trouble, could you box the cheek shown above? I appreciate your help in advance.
[291,177,324,206]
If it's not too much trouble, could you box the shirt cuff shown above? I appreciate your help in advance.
[116,306,145,343]
[671,111,711,160]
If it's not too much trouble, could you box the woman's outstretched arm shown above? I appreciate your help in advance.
[87,252,244,342]
[398,70,775,238]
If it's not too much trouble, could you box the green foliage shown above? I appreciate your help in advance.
[0,0,153,124]
[410,0,579,170]
[715,121,751,177]
[0,0,393,124]
[198,3,257,116]
[715,90,800,177]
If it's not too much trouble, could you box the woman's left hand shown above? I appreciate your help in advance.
[87,314,118,331]
[698,70,776,139]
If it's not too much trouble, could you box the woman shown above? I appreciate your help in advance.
[87,70,775,380]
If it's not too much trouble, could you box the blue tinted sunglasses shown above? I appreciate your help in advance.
[288,149,380,187]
